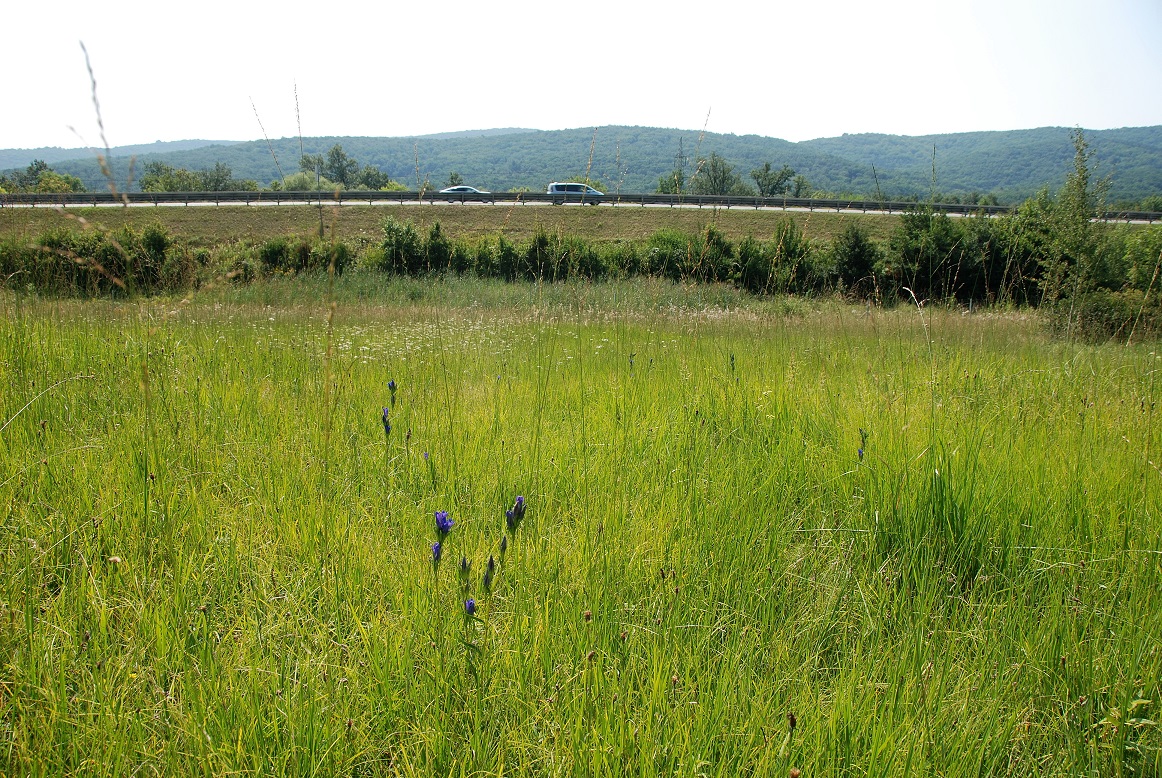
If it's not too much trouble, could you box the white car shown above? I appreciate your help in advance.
[439,185,490,201]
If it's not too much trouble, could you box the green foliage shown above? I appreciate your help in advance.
[31,170,87,193]
[0,159,86,193]
[1067,287,1162,340]
[750,162,796,197]
[656,169,684,194]
[377,216,423,274]
[690,153,754,196]
[299,153,324,174]
[886,208,972,301]
[324,144,359,187]
[140,161,254,192]
[280,171,340,191]
[0,222,192,294]
[831,221,882,293]
[258,236,349,275]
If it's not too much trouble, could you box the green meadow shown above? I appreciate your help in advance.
[1,277,1159,776]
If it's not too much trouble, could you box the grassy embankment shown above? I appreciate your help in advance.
[0,201,897,247]
[1,282,1159,775]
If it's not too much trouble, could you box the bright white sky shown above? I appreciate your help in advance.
[4,0,1160,150]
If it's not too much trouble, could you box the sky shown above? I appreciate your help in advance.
[3,0,1160,151]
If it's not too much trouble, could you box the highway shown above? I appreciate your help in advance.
[2,190,1157,223]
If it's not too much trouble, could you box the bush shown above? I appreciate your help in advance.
[380,217,423,274]
[17,223,178,295]
[1053,287,1162,341]
[756,217,818,295]
[831,222,881,295]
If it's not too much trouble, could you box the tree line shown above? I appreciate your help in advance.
[0,160,86,194]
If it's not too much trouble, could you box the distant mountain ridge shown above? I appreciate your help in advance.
[4,126,1159,204]
[0,139,242,170]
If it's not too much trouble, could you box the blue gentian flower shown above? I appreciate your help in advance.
[388,379,397,407]
[382,407,391,437]
[431,541,442,564]
[499,535,507,556]
[435,510,453,535]
[483,555,495,591]
[465,598,476,616]
[506,495,526,532]
[858,447,865,461]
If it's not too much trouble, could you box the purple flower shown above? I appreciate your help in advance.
[483,555,495,591]
[431,541,442,564]
[423,451,430,461]
[858,447,864,461]
[435,510,453,535]
[505,495,526,532]
[465,598,476,616]
[388,379,397,393]
[382,407,391,437]
[499,534,508,556]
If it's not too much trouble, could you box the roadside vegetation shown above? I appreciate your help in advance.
[2,133,1160,340]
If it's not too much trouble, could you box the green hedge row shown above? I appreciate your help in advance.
[2,214,1159,339]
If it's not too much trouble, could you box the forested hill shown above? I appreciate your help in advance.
[0,140,242,170]
[799,126,1162,203]
[9,125,1161,204]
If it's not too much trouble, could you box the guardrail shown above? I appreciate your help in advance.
[1,189,1158,222]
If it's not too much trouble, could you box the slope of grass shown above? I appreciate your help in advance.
[0,283,1158,775]
[0,202,900,247]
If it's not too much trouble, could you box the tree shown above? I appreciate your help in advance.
[357,165,394,190]
[1039,128,1109,305]
[281,171,339,191]
[791,175,811,198]
[34,170,86,193]
[446,172,464,188]
[657,138,689,194]
[324,144,359,187]
[201,162,234,191]
[656,169,684,194]
[831,222,881,290]
[140,162,200,192]
[750,162,795,197]
[299,153,324,174]
[139,161,250,192]
[0,160,84,193]
[689,153,752,196]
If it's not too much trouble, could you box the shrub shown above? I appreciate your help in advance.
[735,235,771,294]
[425,222,452,273]
[768,218,815,294]
[831,222,881,295]
[1045,287,1160,342]
[381,217,423,275]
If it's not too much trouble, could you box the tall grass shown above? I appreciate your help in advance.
[0,283,1158,775]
